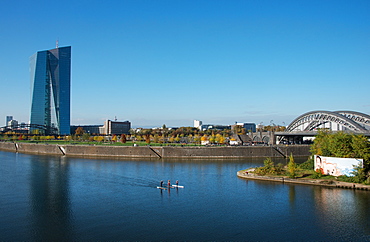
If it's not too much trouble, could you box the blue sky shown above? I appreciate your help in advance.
[1,0,369,128]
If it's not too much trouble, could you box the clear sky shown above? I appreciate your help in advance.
[1,0,369,128]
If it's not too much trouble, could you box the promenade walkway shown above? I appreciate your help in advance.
[237,169,370,191]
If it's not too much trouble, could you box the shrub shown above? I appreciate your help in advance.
[255,158,278,175]
[311,169,323,179]
[299,157,314,170]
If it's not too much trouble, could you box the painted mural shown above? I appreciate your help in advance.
[314,155,363,177]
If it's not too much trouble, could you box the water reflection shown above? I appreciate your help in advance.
[29,156,73,241]
[0,152,369,241]
[313,187,370,239]
[289,185,296,207]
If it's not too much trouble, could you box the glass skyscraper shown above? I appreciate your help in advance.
[30,46,71,135]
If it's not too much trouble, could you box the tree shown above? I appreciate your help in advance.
[201,135,208,142]
[193,135,201,144]
[82,133,90,141]
[94,136,104,142]
[120,134,127,143]
[310,130,332,156]
[136,135,143,142]
[75,127,84,135]
[216,134,225,144]
[145,134,150,144]
[287,153,297,178]
[310,130,370,183]
[255,158,277,175]
[175,135,180,143]
[153,134,159,143]
[209,135,216,144]
[328,132,352,157]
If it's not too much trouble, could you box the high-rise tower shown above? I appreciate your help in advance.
[30,46,71,135]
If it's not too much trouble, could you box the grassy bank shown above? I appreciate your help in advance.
[249,156,370,185]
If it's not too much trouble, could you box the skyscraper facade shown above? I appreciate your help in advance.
[30,46,71,135]
[6,116,13,126]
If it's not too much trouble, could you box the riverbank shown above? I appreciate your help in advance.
[237,169,370,191]
[0,141,310,159]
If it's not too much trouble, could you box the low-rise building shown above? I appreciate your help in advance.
[71,120,131,135]
[101,120,131,135]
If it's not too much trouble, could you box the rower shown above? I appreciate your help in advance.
[176,180,179,186]
[160,180,163,187]
[167,180,171,187]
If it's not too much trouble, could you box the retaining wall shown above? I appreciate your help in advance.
[0,142,311,159]
[237,171,370,191]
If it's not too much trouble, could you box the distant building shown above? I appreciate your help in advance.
[30,46,71,135]
[199,124,213,131]
[70,125,102,135]
[243,123,256,132]
[194,120,202,129]
[231,123,257,133]
[194,119,230,131]
[71,120,131,135]
[6,116,13,126]
[8,119,18,128]
[102,120,131,135]
[235,122,256,133]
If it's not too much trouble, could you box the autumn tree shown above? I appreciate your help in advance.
[216,134,225,144]
[153,134,159,143]
[193,134,201,144]
[120,134,127,143]
[175,135,180,143]
[75,127,84,135]
[145,134,150,144]
[94,136,104,142]
[209,135,216,144]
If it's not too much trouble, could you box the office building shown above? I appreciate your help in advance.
[30,46,71,135]
[71,120,131,135]
[101,120,131,135]
[6,116,13,126]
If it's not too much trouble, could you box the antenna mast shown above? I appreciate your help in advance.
[56,39,59,48]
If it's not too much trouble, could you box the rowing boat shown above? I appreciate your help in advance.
[171,185,184,188]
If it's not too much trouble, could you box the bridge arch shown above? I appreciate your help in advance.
[286,110,369,133]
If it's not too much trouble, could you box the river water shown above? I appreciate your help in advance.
[0,151,369,241]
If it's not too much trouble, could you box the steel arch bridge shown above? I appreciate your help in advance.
[286,110,370,133]
[274,110,370,145]
[0,124,59,135]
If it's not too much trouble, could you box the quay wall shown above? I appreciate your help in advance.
[237,171,370,191]
[0,142,311,159]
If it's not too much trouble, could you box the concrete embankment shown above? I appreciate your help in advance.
[0,142,310,159]
[237,170,370,191]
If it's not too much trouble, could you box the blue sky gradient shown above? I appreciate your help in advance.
[1,0,369,127]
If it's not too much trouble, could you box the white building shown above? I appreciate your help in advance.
[194,120,202,129]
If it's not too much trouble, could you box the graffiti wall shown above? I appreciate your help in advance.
[314,155,363,177]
